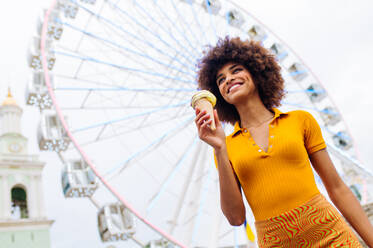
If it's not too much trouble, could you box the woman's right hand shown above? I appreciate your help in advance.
[195,108,226,150]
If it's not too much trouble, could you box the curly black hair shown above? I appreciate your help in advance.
[197,36,285,125]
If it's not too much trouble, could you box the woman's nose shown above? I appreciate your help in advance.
[226,74,234,84]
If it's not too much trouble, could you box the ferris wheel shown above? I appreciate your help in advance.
[25,0,373,247]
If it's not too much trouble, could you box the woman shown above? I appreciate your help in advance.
[194,37,373,247]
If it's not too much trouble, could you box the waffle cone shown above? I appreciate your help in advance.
[195,98,216,130]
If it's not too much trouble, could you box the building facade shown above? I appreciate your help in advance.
[0,89,53,247]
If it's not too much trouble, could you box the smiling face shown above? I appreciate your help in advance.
[216,62,257,105]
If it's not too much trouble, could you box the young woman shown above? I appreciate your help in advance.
[194,37,373,247]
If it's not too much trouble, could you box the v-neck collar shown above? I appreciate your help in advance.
[232,108,287,137]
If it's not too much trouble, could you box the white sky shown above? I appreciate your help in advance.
[0,0,372,247]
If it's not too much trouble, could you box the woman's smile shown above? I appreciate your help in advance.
[227,82,243,94]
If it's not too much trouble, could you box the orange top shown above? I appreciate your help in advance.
[215,108,326,221]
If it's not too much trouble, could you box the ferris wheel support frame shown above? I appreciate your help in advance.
[168,140,203,235]
[183,143,210,246]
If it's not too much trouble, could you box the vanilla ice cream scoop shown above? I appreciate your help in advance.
[191,90,217,130]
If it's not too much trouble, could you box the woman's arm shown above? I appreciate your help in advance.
[310,149,373,246]
[214,145,246,226]
[195,108,245,226]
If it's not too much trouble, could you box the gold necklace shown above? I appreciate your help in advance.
[243,114,275,130]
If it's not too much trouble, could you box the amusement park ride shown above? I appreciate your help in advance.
[22,0,373,247]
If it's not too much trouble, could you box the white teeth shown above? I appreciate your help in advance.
[228,84,241,93]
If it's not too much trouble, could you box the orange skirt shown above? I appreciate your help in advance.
[255,194,362,247]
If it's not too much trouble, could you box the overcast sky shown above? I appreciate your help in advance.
[0,0,372,247]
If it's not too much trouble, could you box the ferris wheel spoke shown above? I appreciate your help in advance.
[72,1,196,71]
[103,117,195,179]
[156,0,205,53]
[220,9,231,39]
[57,86,189,114]
[54,49,194,88]
[190,166,214,246]
[58,21,195,77]
[69,113,194,154]
[170,0,210,47]
[131,0,200,60]
[167,140,204,234]
[219,227,235,241]
[54,60,197,91]
[54,50,195,84]
[147,136,199,212]
[203,1,219,41]
[77,114,179,145]
[151,0,203,54]
[70,0,108,54]
[104,0,197,65]
[177,0,210,46]
[56,87,195,93]
[80,88,93,108]
[60,106,186,110]
[113,2,198,64]
[54,63,196,95]
[58,89,191,111]
[70,101,189,133]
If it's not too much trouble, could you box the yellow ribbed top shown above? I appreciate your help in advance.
[2,88,18,106]
[215,108,326,221]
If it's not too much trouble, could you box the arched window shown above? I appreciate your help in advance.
[11,186,28,219]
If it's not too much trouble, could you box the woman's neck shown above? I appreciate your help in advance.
[235,96,274,129]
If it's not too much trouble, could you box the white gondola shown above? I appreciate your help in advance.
[320,107,341,126]
[27,36,56,71]
[61,159,98,197]
[270,43,288,62]
[248,25,267,42]
[226,9,245,28]
[306,83,326,103]
[98,203,136,242]
[25,71,54,110]
[202,0,221,15]
[288,62,308,81]
[145,239,175,248]
[333,131,352,150]
[37,9,63,41]
[57,0,79,19]
[37,110,70,151]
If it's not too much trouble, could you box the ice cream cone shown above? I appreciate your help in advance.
[191,90,217,130]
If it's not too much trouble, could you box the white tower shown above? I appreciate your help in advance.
[0,89,53,248]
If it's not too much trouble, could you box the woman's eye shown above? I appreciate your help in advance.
[217,78,224,85]
[233,68,242,73]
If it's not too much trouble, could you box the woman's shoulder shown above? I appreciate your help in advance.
[279,109,320,129]
[281,109,315,120]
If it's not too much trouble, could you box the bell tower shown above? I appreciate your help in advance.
[0,89,53,248]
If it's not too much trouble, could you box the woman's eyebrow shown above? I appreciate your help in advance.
[216,64,239,80]
[229,64,240,71]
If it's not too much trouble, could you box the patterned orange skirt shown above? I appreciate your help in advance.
[255,194,362,247]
